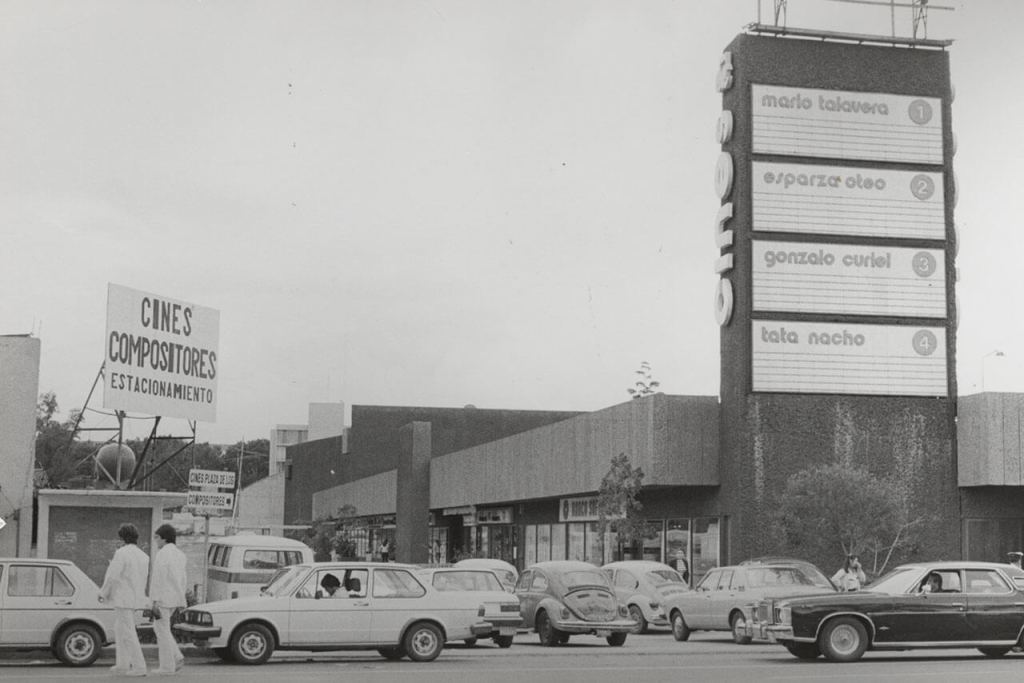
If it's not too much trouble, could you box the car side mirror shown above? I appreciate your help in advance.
[315,590,324,599]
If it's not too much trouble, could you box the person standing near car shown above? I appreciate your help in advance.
[1008,551,1023,569]
[150,523,188,674]
[99,522,149,677]
[379,538,390,562]
[831,554,866,591]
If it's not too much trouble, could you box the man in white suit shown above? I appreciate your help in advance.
[99,522,149,677]
[150,523,188,674]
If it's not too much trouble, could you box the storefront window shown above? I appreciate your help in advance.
[536,524,551,562]
[666,519,691,583]
[429,527,448,565]
[549,523,566,561]
[567,523,586,561]
[524,525,537,567]
[692,517,721,585]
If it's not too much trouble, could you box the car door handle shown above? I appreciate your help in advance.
[353,601,369,607]
[54,600,73,606]
[950,603,965,609]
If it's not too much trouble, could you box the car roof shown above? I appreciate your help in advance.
[602,561,678,571]
[0,557,73,565]
[417,567,498,575]
[291,561,420,571]
[527,561,601,571]
[209,534,312,549]
[895,561,1021,571]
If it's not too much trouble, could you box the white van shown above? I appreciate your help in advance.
[205,534,314,601]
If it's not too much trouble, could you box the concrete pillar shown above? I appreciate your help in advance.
[395,422,431,564]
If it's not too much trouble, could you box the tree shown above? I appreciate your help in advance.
[774,462,927,576]
[306,504,360,560]
[34,392,93,487]
[596,453,645,562]
[627,361,660,399]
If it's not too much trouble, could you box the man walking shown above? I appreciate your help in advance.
[150,524,188,674]
[99,523,149,677]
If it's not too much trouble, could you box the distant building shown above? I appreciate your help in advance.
[233,402,346,533]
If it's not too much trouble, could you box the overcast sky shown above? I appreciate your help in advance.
[4,0,1019,444]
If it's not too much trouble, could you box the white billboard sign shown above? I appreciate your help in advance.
[752,162,945,240]
[188,469,236,489]
[103,284,219,421]
[752,85,943,164]
[752,321,947,397]
[186,490,234,510]
[752,241,946,317]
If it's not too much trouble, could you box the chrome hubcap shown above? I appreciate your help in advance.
[830,624,859,654]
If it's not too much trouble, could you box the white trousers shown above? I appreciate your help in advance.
[153,605,184,672]
[113,607,146,673]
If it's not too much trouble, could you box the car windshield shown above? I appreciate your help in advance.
[262,565,308,596]
[862,567,921,594]
[647,569,685,585]
[747,565,833,589]
[562,570,610,589]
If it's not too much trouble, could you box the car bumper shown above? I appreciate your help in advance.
[765,625,796,642]
[553,618,636,634]
[172,623,223,642]
[471,621,495,637]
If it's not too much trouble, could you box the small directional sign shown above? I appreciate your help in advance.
[186,491,234,510]
[0,516,6,531]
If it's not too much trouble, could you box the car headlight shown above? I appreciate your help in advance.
[478,604,486,617]
[559,605,571,620]
[618,604,629,618]
[189,610,214,626]
[779,606,791,625]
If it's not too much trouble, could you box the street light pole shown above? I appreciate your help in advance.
[981,350,1005,391]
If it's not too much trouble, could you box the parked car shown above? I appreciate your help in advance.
[515,561,635,646]
[601,560,690,634]
[757,560,1024,662]
[453,558,519,591]
[667,558,836,644]
[173,562,493,663]
[0,557,115,666]
[416,567,522,647]
[205,533,313,601]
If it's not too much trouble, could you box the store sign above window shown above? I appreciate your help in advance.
[559,497,623,523]
[476,507,512,524]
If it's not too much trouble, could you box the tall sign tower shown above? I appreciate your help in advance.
[714,25,958,560]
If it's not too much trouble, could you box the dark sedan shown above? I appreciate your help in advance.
[756,561,1024,662]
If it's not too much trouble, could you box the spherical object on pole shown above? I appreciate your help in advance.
[96,443,136,486]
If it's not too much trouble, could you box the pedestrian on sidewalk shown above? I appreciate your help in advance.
[99,523,149,677]
[150,523,188,674]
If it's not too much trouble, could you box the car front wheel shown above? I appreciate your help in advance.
[670,610,691,642]
[493,635,514,648]
[54,623,102,666]
[378,646,406,660]
[212,647,235,662]
[230,622,275,665]
[730,611,752,645]
[819,616,868,663]
[785,642,821,659]
[978,646,1011,657]
[404,622,444,662]
[606,632,628,646]
[628,605,647,634]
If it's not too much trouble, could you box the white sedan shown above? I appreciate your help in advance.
[174,562,494,663]
[417,567,522,647]
[0,557,115,666]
